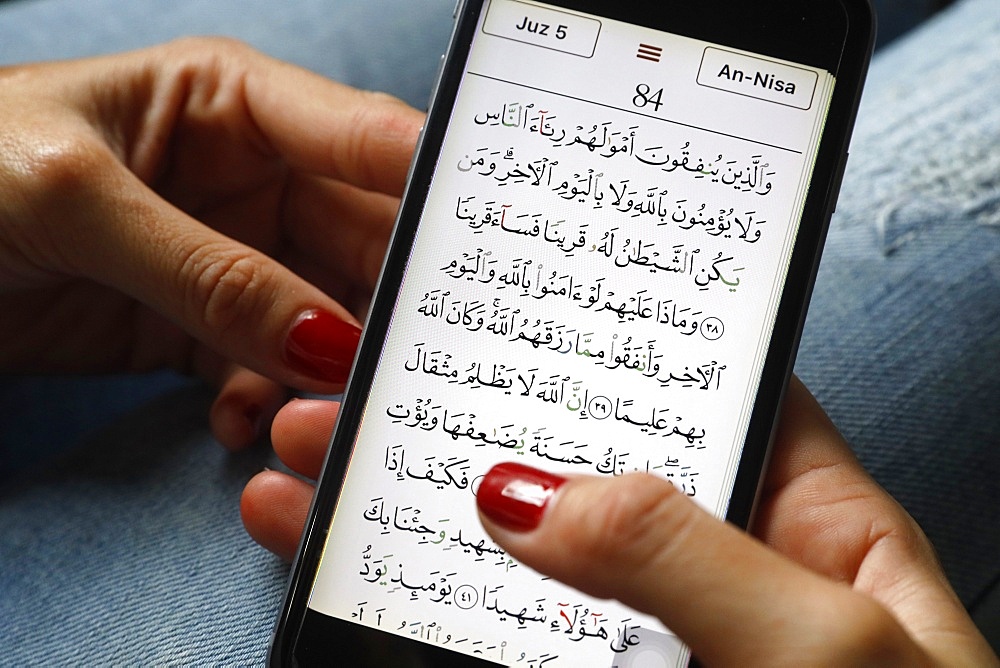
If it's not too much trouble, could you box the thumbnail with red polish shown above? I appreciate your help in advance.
[284,309,361,384]
[477,462,566,532]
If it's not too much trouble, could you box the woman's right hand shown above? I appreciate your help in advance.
[475,378,997,665]
[250,379,998,665]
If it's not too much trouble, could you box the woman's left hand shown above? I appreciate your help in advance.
[0,39,423,448]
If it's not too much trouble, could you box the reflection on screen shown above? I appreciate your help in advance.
[307,0,835,665]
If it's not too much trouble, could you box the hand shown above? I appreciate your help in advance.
[245,378,997,665]
[0,38,423,448]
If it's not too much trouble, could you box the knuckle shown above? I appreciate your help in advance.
[343,91,420,184]
[155,36,255,97]
[162,35,254,61]
[179,243,275,334]
[152,38,256,103]
[0,133,119,271]
[560,475,688,586]
[17,136,112,206]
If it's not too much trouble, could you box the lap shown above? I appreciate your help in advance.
[1,0,997,662]
[795,0,1000,609]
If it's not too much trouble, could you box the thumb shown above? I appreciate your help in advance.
[41,142,360,391]
[476,463,923,665]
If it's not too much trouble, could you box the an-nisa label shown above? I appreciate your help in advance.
[697,47,818,110]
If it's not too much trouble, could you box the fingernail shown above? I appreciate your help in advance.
[284,309,361,384]
[477,462,566,532]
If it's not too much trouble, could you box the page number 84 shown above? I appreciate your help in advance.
[633,83,665,111]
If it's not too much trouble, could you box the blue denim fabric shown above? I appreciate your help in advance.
[797,0,1000,609]
[0,386,288,664]
[1,0,998,663]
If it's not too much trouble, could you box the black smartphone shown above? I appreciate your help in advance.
[271,0,874,665]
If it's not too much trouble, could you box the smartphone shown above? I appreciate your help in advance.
[271,0,873,665]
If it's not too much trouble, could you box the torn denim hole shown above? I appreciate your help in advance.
[963,190,1000,228]
[875,195,953,256]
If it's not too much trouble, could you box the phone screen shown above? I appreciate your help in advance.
[276,1,871,665]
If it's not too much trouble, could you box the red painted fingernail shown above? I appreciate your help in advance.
[284,309,361,384]
[477,462,566,531]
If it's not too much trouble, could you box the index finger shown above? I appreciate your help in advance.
[243,47,425,196]
[753,377,905,581]
[763,375,862,493]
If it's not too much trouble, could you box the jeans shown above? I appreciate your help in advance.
[1,0,998,663]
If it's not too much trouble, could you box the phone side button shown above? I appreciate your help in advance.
[406,124,427,187]
[426,54,446,111]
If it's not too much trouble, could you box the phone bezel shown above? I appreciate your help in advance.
[270,0,874,664]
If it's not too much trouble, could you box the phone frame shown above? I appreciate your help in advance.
[270,0,874,664]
